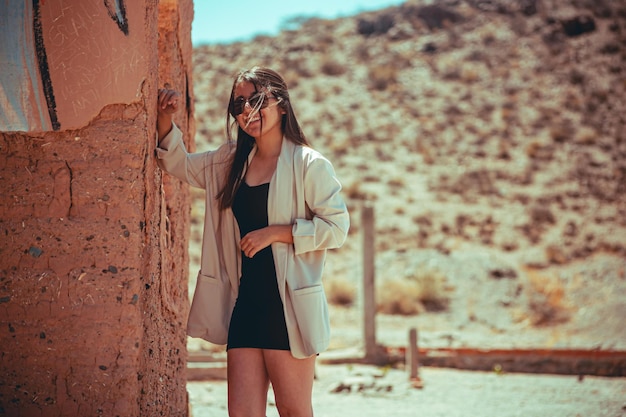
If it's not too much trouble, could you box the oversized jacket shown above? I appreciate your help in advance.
[156,124,350,358]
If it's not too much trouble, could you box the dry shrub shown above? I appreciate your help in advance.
[549,123,573,143]
[320,58,347,76]
[377,269,449,315]
[326,277,356,306]
[344,182,367,200]
[378,279,423,315]
[368,64,397,91]
[282,69,301,88]
[574,126,597,145]
[545,245,568,265]
[282,57,314,79]
[526,270,572,326]
[525,141,554,160]
[460,64,481,83]
[387,177,405,188]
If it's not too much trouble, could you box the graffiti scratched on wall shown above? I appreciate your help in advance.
[0,0,146,132]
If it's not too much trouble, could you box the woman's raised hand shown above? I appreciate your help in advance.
[157,84,181,141]
[158,84,181,115]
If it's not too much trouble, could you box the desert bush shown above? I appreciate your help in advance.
[525,141,555,160]
[320,58,348,76]
[377,279,424,315]
[344,181,367,200]
[460,63,481,83]
[525,270,572,326]
[355,43,370,61]
[326,277,356,306]
[387,177,405,188]
[415,4,463,30]
[368,64,397,91]
[545,245,568,265]
[281,69,300,88]
[281,56,314,79]
[311,86,325,104]
[377,268,449,315]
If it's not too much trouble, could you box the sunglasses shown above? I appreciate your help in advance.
[230,92,278,116]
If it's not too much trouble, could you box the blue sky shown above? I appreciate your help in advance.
[192,0,406,45]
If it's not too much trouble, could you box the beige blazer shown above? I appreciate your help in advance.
[156,125,349,358]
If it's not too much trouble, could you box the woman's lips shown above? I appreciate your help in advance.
[245,116,260,128]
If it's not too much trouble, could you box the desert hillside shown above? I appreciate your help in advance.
[187,0,626,353]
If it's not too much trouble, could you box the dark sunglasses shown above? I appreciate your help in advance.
[230,92,274,116]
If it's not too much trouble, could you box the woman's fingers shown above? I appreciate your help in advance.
[157,88,180,113]
[241,238,255,258]
[241,235,257,258]
[161,91,178,109]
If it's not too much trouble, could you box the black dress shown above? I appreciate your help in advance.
[227,181,290,351]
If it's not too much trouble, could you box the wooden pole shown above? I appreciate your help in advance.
[408,327,419,379]
[362,204,377,360]
[408,327,423,388]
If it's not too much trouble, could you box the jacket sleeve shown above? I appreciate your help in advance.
[292,154,350,255]
[155,123,213,189]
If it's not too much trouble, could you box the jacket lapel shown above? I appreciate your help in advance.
[268,137,295,225]
[269,138,295,297]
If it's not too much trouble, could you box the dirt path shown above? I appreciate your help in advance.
[188,363,626,417]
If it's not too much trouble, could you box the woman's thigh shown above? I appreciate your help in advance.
[227,348,270,417]
[264,350,316,417]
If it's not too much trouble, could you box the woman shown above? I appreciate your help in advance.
[156,67,349,417]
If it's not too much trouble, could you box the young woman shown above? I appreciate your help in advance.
[156,67,349,417]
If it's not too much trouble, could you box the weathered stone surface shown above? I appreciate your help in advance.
[0,1,194,416]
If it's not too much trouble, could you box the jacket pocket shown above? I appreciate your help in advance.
[187,273,232,345]
[291,285,330,355]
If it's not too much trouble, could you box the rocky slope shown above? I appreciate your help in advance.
[188,0,626,352]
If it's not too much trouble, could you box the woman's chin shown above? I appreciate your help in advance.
[243,121,261,135]
[244,128,260,138]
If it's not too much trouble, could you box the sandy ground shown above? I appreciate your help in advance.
[188,362,626,417]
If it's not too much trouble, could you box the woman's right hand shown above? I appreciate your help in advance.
[158,85,181,116]
[157,85,181,141]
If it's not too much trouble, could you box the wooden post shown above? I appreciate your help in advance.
[408,327,419,379]
[362,204,377,360]
[408,327,423,388]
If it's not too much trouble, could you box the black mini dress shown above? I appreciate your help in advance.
[226,181,290,351]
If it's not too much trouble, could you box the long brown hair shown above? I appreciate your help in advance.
[217,66,309,210]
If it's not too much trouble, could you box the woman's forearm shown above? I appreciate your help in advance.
[269,224,294,244]
[157,113,173,142]
[156,88,180,142]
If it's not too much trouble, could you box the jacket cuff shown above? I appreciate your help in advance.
[292,219,316,255]
[156,123,183,157]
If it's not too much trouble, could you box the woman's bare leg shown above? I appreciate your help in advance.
[227,348,270,417]
[264,350,316,417]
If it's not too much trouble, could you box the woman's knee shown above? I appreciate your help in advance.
[274,402,313,417]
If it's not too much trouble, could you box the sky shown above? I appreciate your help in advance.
[191,0,406,45]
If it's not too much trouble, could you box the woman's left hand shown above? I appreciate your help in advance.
[240,228,273,258]
[240,225,294,258]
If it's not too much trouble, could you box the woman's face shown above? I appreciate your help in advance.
[232,81,284,140]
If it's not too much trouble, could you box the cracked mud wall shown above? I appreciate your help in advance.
[0,1,194,416]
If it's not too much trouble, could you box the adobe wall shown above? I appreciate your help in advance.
[0,1,194,416]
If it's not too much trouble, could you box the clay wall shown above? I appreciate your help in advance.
[0,1,195,416]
